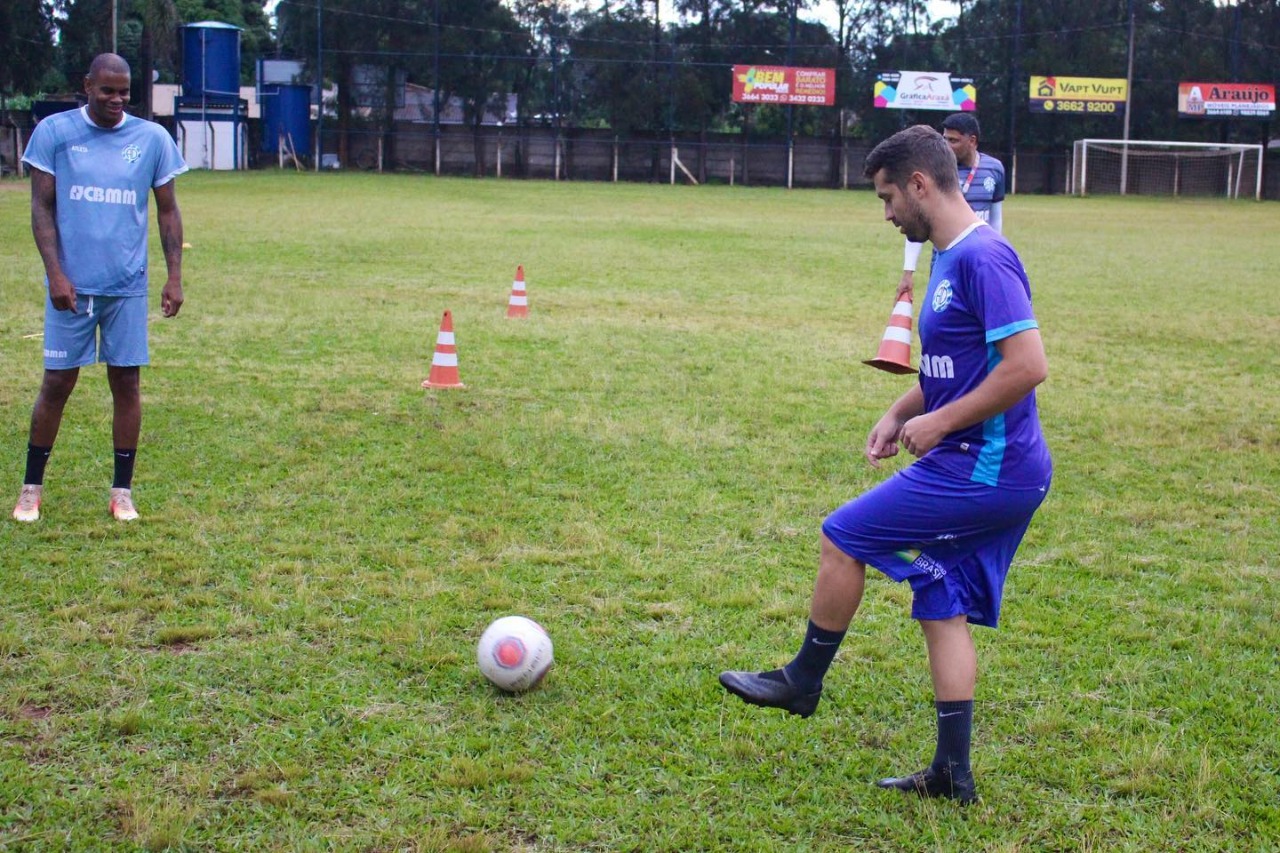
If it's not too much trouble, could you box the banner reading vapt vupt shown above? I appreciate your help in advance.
[731,65,836,106]
[875,71,976,112]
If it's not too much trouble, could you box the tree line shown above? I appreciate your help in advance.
[5,1,1278,160]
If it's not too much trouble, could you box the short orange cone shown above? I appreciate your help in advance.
[862,291,917,375]
[506,265,528,319]
[422,310,465,389]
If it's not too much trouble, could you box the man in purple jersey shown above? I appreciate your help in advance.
[720,125,1051,805]
[12,54,187,523]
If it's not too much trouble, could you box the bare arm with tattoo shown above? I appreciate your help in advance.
[153,180,184,317]
[30,168,77,313]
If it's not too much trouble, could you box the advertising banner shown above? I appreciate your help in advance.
[1178,82,1275,118]
[1028,76,1126,117]
[731,65,836,106]
[874,71,976,112]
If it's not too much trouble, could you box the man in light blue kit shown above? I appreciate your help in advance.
[13,53,188,523]
[895,112,1004,301]
[720,125,1051,804]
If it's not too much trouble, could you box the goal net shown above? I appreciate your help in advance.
[1070,139,1263,200]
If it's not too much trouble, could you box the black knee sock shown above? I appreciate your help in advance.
[113,448,136,490]
[931,699,974,776]
[776,620,846,692]
[24,444,52,486]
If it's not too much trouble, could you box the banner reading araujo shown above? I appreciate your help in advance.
[732,65,835,106]
[874,71,976,111]
[1179,82,1275,118]
[1028,76,1127,117]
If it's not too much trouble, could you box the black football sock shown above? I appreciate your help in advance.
[930,699,974,777]
[781,620,846,692]
[24,444,53,486]
[113,448,137,490]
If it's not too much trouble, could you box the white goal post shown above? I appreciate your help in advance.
[1070,139,1263,200]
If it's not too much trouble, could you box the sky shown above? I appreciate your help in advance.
[264,2,963,31]
[576,2,964,30]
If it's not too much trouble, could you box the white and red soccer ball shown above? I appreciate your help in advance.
[477,616,553,693]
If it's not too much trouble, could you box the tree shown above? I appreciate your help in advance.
[572,6,668,136]
[275,0,422,166]
[434,0,530,173]
[1,0,58,98]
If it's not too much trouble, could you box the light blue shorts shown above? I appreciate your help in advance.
[43,293,149,369]
[822,459,1050,628]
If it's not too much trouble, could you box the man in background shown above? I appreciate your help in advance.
[894,112,1005,301]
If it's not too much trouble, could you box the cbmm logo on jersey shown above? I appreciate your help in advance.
[69,185,137,205]
[919,353,955,379]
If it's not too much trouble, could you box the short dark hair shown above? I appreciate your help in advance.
[941,112,980,139]
[863,125,959,192]
[87,53,131,80]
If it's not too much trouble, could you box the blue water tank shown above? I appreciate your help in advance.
[182,21,241,100]
[261,84,313,155]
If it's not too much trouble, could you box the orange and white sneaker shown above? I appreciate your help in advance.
[109,487,139,521]
[13,484,42,522]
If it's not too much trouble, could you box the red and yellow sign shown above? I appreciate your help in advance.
[1179,82,1275,118]
[732,65,835,106]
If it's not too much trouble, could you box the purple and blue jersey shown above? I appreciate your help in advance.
[22,107,188,297]
[917,223,1051,489]
[823,222,1049,628]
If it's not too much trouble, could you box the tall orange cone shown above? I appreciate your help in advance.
[506,265,528,319]
[862,291,917,375]
[422,310,465,389]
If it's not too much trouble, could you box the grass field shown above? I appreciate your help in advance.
[1,172,1277,851]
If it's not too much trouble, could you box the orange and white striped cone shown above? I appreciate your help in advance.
[422,310,465,389]
[506,265,528,319]
[862,291,917,375]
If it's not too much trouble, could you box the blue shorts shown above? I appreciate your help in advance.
[43,293,149,369]
[822,460,1050,628]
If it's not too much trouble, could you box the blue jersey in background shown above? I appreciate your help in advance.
[958,152,1004,224]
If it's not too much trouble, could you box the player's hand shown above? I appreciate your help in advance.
[898,412,947,458]
[161,279,184,318]
[864,412,904,468]
[48,273,77,313]
[896,271,914,302]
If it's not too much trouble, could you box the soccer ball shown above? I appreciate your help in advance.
[477,616,554,693]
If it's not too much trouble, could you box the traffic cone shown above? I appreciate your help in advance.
[862,291,917,375]
[506,265,528,319]
[422,310,465,389]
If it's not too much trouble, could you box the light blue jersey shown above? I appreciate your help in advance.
[22,107,188,297]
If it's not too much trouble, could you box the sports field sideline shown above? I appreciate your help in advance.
[1,172,1277,850]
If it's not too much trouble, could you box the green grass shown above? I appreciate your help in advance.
[1,172,1277,851]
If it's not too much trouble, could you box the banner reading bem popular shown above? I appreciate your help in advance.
[731,65,836,106]
[1179,82,1276,119]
